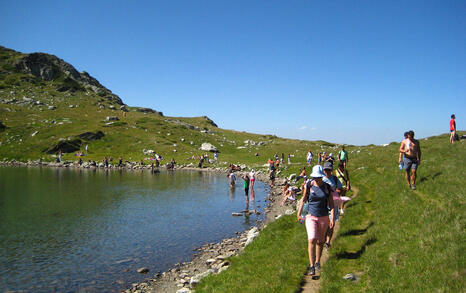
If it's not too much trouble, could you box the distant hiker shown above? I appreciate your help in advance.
[335,161,351,214]
[338,146,348,168]
[57,149,62,163]
[274,153,279,161]
[288,154,291,164]
[155,157,160,167]
[306,150,313,165]
[104,157,109,168]
[269,165,276,187]
[249,169,255,191]
[198,156,204,168]
[317,152,322,165]
[229,172,236,188]
[85,143,88,153]
[281,153,285,164]
[214,151,219,161]
[78,157,83,166]
[399,130,422,190]
[118,157,123,167]
[450,114,457,144]
[327,153,335,165]
[297,165,335,276]
[296,167,307,181]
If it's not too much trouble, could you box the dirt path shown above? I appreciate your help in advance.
[299,186,359,293]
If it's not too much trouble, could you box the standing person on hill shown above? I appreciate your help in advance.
[288,154,291,164]
[306,149,313,165]
[317,152,322,165]
[297,165,335,276]
[399,130,422,190]
[338,146,348,168]
[450,114,457,144]
[322,162,342,251]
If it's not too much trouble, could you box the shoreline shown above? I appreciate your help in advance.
[0,160,293,293]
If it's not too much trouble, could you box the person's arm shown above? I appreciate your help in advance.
[297,184,308,221]
[328,191,335,229]
[399,141,406,154]
[417,141,421,164]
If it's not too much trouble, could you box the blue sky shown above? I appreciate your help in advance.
[1,0,465,145]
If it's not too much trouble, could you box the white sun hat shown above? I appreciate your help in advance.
[310,165,325,178]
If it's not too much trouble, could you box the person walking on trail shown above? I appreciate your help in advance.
[306,149,313,165]
[338,146,348,169]
[399,130,422,190]
[297,165,335,276]
[398,132,409,170]
[335,161,352,214]
[450,114,457,144]
[322,162,344,251]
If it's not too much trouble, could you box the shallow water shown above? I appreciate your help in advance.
[0,166,267,292]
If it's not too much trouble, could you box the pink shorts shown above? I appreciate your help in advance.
[305,215,329,242]
[250,178,255,182]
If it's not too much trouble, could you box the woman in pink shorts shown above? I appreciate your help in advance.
[297,165,335,276]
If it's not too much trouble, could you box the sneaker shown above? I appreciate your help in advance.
[325,242,331,251]
[307,266,315,276]
[411,184,416,190]
[315,262,321,272]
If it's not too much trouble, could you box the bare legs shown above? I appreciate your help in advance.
[308,239,324,267]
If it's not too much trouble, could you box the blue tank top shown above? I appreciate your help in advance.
[307,184,330,217]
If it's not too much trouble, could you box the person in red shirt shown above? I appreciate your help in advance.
[450,114,456,144]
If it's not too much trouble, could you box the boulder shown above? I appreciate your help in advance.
[190,269,214,285]
[245,227,259,246]
[106,116,119,121]
[137,267,149,274]
[200,142,218,152]
[78,131,104,141]
[136,107,156,113]
[44,138,82,154]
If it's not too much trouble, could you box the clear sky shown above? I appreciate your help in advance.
[1,0,465,145]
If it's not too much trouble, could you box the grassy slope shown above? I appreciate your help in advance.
[196,133,465,292]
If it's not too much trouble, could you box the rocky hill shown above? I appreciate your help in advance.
[0,45,327,168]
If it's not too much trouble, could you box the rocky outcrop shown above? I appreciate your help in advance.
[10,48,123,105]
[202,116,218,127]
[43,138,82,154]
[200,143,218,152]
[136,107,163,116]
[78,131,104,141]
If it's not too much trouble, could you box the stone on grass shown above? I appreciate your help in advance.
[190,269,214,285]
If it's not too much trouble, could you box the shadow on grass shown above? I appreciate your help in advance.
[336,237,376,260]
[339,222,374,237]
[420,172,442,182]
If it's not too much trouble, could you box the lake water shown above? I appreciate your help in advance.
[0,166,268,292]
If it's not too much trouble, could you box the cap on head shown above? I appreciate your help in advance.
[323,162,333,170]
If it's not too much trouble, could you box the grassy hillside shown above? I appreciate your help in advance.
[195,133,465,292]
[0,46,342,172]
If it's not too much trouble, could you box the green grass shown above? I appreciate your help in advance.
[196,133,465,292]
